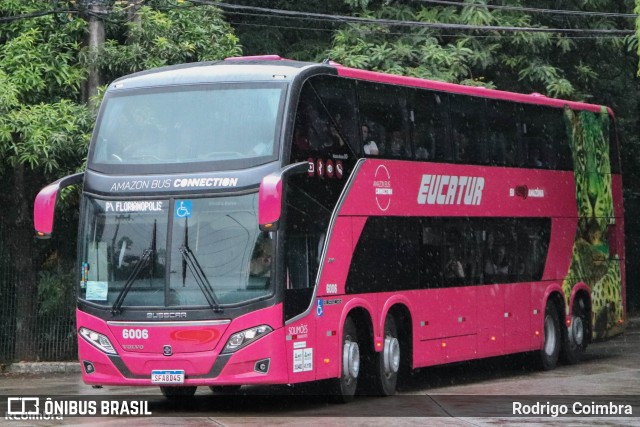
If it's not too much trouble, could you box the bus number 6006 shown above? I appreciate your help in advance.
[122,329,149,339]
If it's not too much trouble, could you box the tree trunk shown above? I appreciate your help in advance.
[85,3,106,101]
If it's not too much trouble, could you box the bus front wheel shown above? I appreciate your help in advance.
[539,301,561,370]
[328,316,360,403]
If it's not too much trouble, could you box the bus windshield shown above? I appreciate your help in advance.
[78,193,274,309]
[89,83,286,172]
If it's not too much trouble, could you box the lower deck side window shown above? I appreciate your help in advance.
[346,217,550,293]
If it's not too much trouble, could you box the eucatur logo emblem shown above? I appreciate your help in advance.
[373,165,392,211]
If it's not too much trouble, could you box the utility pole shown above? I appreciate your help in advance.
[86,0,106,101]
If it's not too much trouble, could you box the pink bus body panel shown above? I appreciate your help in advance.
[303,158,591,375]
[78,305,290,386]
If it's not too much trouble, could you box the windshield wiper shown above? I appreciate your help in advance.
[179,219,223,313]
[111,222,156,315]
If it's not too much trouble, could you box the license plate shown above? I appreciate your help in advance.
[151,370,185,384]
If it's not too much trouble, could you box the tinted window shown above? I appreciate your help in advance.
[410,90,450,161]
[485,100,520,167]
[448,95,486,164]
[520,105,571,170]
[346,217,550,293]
[311,76,360,157]
[358,82,411,158]
[90,83,285,174]
[283,176,333,320]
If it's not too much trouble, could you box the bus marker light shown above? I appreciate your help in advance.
[566,319,571,326]
[490,336,496,341]
[441,342,447,348]
[326,331,336,337]
[324,358,331,364]
[535,330,540,336]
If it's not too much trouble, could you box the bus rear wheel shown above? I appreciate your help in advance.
[372,314,400,396]
[562,297,589,364]
[160,385,197,399]
[539,301,561,370]
[328,316,360,403]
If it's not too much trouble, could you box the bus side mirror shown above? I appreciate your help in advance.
[258,162,309,231]
[34,172,84,239]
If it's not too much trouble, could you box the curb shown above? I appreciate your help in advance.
[3,362,81,375]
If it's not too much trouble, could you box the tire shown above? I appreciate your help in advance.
[160,385,197,399]
[328,316,360,403]
[561,297,589,364]
[372,314,400,396]
[539,301,561,370]
[209,385,242,394]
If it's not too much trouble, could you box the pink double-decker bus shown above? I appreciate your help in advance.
[34,55,625,401]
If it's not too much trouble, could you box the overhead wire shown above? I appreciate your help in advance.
[188,0,635,35]
[414,0,638,19]
[227,18,631,40]
[0,0,636,35]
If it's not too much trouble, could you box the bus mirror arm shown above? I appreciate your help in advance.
[33,172,84,239]
[258,162,308,232]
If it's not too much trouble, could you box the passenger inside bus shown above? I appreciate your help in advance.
[485,244,509,280]
[389,131,411,157]
[444,246,465,280]
[362,123,379,155]
[249,237,272,278]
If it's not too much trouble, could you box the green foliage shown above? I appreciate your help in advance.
[84,1,241,80]
[0,1,92,180]
[327,0,634,99]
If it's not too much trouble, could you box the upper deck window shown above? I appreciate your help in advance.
[89,83,286,173]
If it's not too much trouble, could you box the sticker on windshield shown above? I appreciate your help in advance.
[175,200,192,219]
[86,281,108,301]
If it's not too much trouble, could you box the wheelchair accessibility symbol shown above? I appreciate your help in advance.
[316,299,323,317]
[175,200,192,218]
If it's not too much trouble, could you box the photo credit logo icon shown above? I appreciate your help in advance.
[7,397,40,415]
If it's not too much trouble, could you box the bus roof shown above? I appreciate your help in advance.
[108,55,611,115]
[108,57,326,90]
[335,65,609,115]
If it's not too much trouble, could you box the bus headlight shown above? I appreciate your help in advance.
[79,327,117,355]
[222,325,272,354]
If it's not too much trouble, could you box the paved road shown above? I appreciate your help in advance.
[1,318,639,426]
